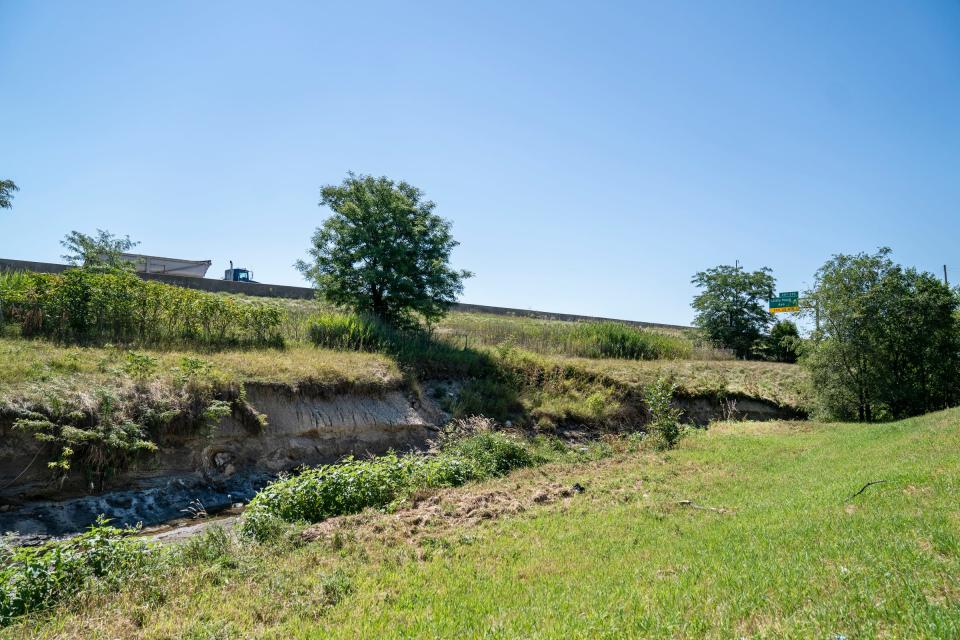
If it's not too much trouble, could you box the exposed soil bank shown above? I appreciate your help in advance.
[675,393,805,425]
[0,384,801,540]
[0,385,442,538]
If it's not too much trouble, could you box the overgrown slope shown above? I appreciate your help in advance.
[5,409,958,638]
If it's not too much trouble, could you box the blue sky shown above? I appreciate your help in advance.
[1,1,958,325]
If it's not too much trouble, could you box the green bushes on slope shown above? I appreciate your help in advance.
[239,430,544,541]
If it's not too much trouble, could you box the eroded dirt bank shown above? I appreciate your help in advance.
[0,385,442,538]
[0,383,802,540]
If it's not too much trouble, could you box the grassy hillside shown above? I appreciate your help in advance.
[572,357,808,408]
[0,337,401,392]
[263,295,722,361]
[6,409,958,638]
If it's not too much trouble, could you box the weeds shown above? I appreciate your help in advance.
[0,517,156,626]
[239,430,546,541]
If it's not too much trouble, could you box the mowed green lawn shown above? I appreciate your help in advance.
[12,410,960,639]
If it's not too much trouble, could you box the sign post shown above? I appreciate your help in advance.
[769,291,799,313]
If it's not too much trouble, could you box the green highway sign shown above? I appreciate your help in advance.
[769,291,799,313]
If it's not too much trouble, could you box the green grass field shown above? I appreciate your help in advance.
[8,409,958,639]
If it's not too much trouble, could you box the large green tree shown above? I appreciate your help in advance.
[804,248,960,421]
[296,173,471,326]
[0,179,18,210]
[691,264,776,358]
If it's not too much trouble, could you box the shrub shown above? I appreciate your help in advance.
[0,517,156,626]
[239,431,543,540]
[14,397,159,490]
[576,322,692,360]
[762,320,802,363]
[643,377,684,450]
[451,378,522,422]
[441,431,541,476]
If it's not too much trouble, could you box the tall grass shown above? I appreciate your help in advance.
[308,312,496,378]
[435,313,694,360]
[0,270,284,348]
[309,309,693,365]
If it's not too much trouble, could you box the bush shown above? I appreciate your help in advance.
[239,431,543,540]
[0,517,156,626]
[643,378,684,450]
[14,399,159,490]
[451,378,522,422]
[0,269,284,348]
[442,431,541,476]
[763,320,801,363]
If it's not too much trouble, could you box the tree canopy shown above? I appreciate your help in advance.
[61,229,139,273]
[0,180,18,210]
[804,247,960,421]
[296,173,471,326]
[691,264,776,358]
[764,319,802,363]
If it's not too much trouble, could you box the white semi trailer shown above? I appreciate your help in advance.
[120,253,212,278]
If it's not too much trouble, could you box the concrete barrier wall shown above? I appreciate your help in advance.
[0,257,692,330]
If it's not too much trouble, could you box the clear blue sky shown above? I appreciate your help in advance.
[2,1,958,325]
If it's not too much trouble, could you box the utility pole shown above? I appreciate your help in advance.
[944,265,949,287]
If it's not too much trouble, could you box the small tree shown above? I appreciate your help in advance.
[691,264,776,358]
[804,248,960,421]
[643,377,684,449]
[61,229,139,272]
[765,320,802,363]
[296,173,471,326]
[0,179,18,210]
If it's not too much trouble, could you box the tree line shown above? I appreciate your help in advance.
[691,250,960,421]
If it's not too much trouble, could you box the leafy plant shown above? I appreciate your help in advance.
[123,351,158,382]
[0,179,18,210]
[0,517,156,626]
[239,431,543,541]
[14,400,159,490]
[643,377,684,450]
